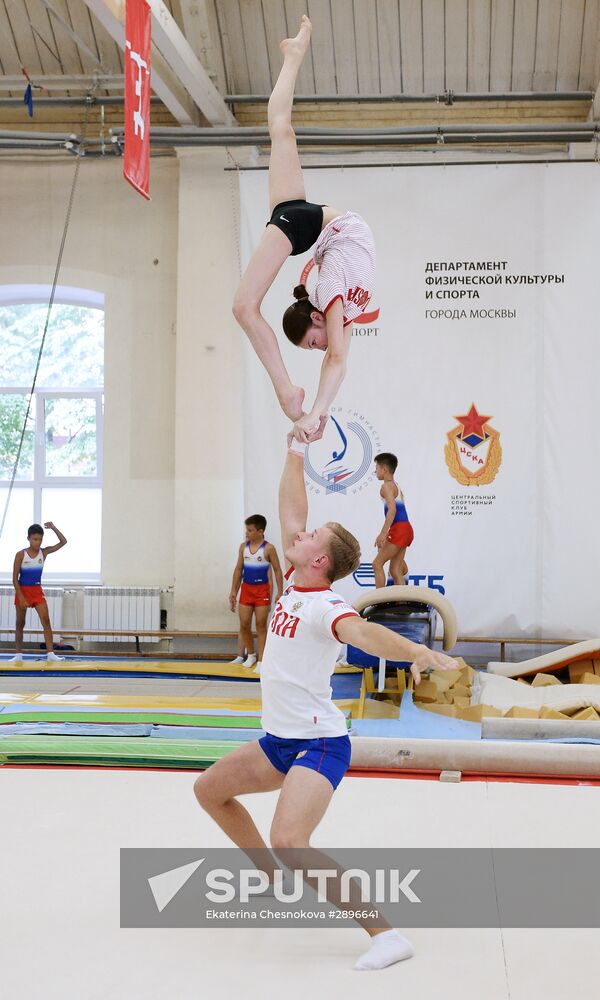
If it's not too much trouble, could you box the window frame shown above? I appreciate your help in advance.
[0,286,104,584]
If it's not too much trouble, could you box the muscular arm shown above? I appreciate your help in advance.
[42,522,67,555]
[292,299,351,442]
[12,551,24,603]
[266,543,284,600]
[278,448,308,569]
[377,482,397,543]
[229,544,244,611]
[336,616,456,685]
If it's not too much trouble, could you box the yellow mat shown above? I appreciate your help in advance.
[0,691,264,710]
[0,659,361,678]
[0,692,397,721]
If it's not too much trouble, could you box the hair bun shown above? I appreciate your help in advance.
[293,283,310,301]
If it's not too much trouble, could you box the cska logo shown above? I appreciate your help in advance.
[445,403,502,486]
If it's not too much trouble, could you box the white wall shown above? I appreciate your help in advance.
[0,157,179,588]
[0,153,244,629]
[172,149,244,629]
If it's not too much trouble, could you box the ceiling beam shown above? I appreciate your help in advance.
[146,0,234,125]
[81,0,195,125]
[173,0,227,96]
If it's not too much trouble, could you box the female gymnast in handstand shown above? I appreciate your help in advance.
[232,15,376,443]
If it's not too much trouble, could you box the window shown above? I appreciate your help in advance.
[0,286,104,582]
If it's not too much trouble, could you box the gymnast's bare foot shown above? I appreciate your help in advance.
[280,15,312,60]
[280,384,305,422]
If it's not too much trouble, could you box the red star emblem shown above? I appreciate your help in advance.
[454,404,491,439]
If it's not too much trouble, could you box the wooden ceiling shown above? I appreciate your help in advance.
[0,0,598,152]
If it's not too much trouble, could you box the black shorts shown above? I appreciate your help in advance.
[266,199,324,256]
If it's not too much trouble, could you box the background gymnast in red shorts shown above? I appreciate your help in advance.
[372,453,414,590]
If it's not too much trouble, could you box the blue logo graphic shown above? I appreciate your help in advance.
[352,563,445,594]
[305,411,379,495]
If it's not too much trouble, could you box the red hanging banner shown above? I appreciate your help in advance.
[124,0,151,200]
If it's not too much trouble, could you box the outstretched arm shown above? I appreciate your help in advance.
[292,299,351,442]
[278,418,328,563]
[336,616,456,686]
[42,522,67,555]
[278,443,308,568]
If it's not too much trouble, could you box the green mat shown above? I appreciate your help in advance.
[0,736,242,768]
[0,711,262,728]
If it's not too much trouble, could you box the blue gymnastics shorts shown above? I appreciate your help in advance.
[259,732,352,790]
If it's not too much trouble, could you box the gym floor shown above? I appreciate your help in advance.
[2,761,599,999]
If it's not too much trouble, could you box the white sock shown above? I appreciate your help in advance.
[253,661,261,674]
[229,656,245,664]
[243,654,256,668]
[353,929,415,971]
[46,651,65,661]
[9,654,23,662]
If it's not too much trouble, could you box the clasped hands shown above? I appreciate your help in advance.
[281,385,328,444]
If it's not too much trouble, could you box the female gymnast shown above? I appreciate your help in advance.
[232,16,376,443]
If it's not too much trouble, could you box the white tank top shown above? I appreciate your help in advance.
[260,568,360,738]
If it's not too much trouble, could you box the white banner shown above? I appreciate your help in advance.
[239,164,600,639]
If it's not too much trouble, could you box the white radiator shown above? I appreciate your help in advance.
[0,586,64,643]
[83,587,161,642]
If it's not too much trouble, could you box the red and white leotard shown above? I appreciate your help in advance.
[239,541,271,607]
[15,549,46,607]
[312,211,376,327]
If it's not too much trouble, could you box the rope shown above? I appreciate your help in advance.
[0,98,93,542]
[226,148,242,277]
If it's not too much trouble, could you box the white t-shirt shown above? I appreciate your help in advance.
[312,211,376,327]
[260,570,360,739]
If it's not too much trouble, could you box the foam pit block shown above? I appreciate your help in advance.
[531,673,562,687]
[413,680,439,703]
[539,706,572,720]
[458,663,476,684]
[457,704,502,721]
[449,684,471,702]
[429,672,456,694]
[422,704,459,718]
[571,707,600,721]
[568,660,596,683]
